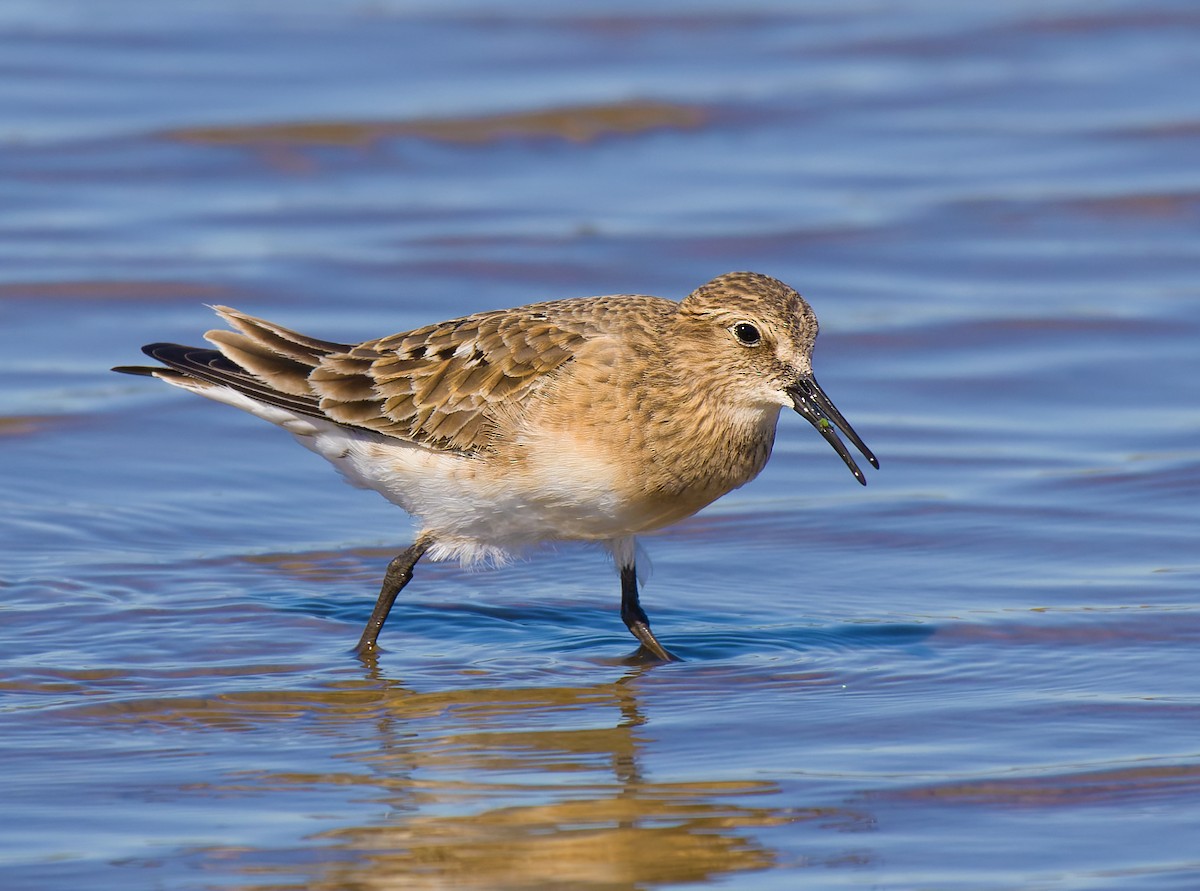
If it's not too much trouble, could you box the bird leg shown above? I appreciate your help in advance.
[355,534,433,656]
[619,562,679,662]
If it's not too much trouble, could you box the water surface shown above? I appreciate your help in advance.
[2,2,1199,889]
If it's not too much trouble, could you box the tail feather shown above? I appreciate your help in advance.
[204,330,314,397]
[112,304,362,421]
[111,364,159,377]
[211,306,350,361]
[115,342,326,419]
[195,306,353,398]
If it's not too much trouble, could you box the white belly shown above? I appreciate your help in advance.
[302,422,640,565]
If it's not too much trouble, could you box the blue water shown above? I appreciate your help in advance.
[2,2,1199,888]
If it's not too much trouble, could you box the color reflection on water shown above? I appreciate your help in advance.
[3,0,1200,888]
[64,674,801,888]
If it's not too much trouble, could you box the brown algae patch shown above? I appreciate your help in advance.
[0,415,70,437]
[166,100,708,148]
[872,762,1200,809]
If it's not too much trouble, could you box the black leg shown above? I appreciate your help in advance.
[354,534,433,656]
[619,562,679,662]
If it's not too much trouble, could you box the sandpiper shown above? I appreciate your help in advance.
[114,272,877,661]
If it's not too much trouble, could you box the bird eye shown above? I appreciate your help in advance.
[731,322,761,346]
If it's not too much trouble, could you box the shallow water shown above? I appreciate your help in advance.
[3,1,1199,889]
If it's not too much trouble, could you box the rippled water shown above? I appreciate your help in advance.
[3,2,1199,889]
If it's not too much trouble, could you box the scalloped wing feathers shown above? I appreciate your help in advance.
[199,299,665,454]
